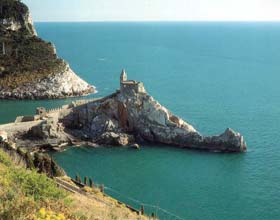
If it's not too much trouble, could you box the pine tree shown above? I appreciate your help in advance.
[140,205,145,215]
[84,176,88,185]
[100,184,104,193]
[76,174,81,183]
[89,178,94,187]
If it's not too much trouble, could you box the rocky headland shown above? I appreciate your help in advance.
[0,0,95,99]
[0,70,247,153]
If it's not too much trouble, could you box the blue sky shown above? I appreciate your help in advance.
[22,0,280,22]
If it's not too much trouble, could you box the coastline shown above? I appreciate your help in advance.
[0,142,151,219]
[0,66,96,100]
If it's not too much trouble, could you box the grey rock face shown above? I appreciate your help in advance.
[97,132,134,146]
[115,81,246,152]
[90,114,119,137]
[0,65,96,99]
[203,128,246,152]
[27,118,69,148]
[60,72,246,152]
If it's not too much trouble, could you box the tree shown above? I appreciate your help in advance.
[99,184,104,193]
[75,173,81,183]
[89,178,94,187]
[84,176,88,185]
[140,205,145,215]
[2,42,5,55]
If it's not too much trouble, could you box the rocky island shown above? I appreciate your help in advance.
[0,70,247,153]
[0,0,95,99]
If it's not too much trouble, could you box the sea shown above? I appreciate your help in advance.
[1,22,280,220]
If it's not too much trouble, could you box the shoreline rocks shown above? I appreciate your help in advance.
[0,65,96,99]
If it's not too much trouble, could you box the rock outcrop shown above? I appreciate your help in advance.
[59,70,246,152]
[0,70,247,153]
[0,141,65,177]
[0,0,95,99]
[0,64,94,99]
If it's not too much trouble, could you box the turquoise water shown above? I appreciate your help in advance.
[2,22,280,219]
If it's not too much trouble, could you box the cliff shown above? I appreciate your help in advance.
[0,70,247,153]
[0,0,36,35]
[0,0,95,99]
[0,140,65,177]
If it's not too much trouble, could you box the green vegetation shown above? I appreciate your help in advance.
[0,31,66,89]
[0,0,28,21]
[0,149,148,220]
[0,148,12,166]
[0,149,75,220]
[0,0,66,89]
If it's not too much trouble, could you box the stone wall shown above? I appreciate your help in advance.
[120,81,146,96]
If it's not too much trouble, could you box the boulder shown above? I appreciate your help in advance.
[131,144,140,149]
[203,128,246,152]
[28,118,59,139]
[97,132,134,146]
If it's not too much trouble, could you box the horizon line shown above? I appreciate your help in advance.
[34,20,280,23]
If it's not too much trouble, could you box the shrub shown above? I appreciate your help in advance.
[84,176,88,185]
[11,168,67,201]
[0,150,73,220]
[0,149,12,167]
[89,178,94,187]
[35,208,66,220]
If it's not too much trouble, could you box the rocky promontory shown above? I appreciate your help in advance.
[0,70,247,153]
[0,0,95,99]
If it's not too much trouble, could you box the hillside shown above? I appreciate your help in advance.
[0,0,95,99]
[0,148,149,220]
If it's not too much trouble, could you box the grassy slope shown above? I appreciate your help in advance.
[0,149,148,220]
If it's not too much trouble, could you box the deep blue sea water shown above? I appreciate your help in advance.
[1,22,280,220]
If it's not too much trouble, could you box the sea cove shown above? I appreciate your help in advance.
[1,22,280,219]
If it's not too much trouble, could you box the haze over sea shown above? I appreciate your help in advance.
[1,22,280,220]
